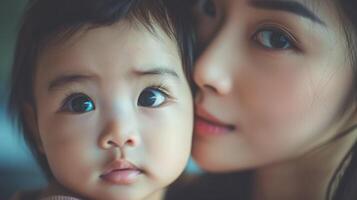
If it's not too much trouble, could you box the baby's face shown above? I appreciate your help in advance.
[31,21,193,200]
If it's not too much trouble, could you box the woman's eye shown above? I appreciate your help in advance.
[196,0,216,17]
[254,29,295,50]
[62,93,95,113]
[137,88,168,108]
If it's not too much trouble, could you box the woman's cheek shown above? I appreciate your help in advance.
[240,69,315,148]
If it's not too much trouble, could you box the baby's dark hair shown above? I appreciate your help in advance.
[8,0,194,179]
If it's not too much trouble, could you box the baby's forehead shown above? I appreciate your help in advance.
[40,20,178,59]
[35,21,183,85]
[43,18,175,50]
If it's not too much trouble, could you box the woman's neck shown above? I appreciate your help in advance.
[252,127,357,200]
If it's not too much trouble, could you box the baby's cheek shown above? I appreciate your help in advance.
[41,116,92,147]
[141,114,191,183]
[39,115,99,175]
[45,136,98,189]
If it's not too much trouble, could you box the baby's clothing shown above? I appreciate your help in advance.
[41,196,81,200]
[11,191,81,200]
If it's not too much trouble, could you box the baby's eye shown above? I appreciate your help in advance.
[254,28,295,50]
[137,87,168,108]
[61,93,95,113]
[195,0,216,18]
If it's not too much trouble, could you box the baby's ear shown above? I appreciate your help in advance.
[23,103,45,154]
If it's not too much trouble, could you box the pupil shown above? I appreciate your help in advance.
[72,96,92,112]
[271,32,288,48]
[139,90,156,106]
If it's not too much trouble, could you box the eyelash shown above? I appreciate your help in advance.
[252,25,300,52]
[147,84,173,100]
[137,82,176,108]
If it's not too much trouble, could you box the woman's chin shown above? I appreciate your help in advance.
[192,155,241,173]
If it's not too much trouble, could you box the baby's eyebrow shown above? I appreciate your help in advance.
[48,74,97,92]
[134,67,180,80]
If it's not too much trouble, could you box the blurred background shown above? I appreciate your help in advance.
[0,0,51,199]
[0,1,201,199]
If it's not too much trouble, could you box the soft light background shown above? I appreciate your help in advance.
[0,0,47,199]
[0,1,201,199]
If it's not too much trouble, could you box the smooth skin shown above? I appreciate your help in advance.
[26,21,193,200]
[192,0,357,200]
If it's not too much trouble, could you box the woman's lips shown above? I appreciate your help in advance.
[100,159,142,185]
[195,107,236,136]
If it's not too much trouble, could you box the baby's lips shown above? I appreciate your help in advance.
[100,159,143,185]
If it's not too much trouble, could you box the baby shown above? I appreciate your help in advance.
[8,0,194,199]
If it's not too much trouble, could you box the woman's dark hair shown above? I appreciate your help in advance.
[328,0,357,200]
[7,0,194,179]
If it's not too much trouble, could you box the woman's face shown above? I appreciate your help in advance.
[193,0,355,172]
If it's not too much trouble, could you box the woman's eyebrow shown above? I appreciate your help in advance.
[48,74,97,92]
[249,0,326,26]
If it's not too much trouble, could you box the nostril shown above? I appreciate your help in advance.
[107,140,119,147]
[126,138,135,146]
[105,138,136,148]
[204,84,219,94]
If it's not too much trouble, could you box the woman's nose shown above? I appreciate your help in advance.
[194,36,234,96]
[98,117,140,150]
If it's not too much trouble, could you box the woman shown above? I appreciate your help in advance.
[167,0,357,200]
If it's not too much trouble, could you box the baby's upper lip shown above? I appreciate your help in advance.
[195,106,236,129]
[101,159,142,176]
